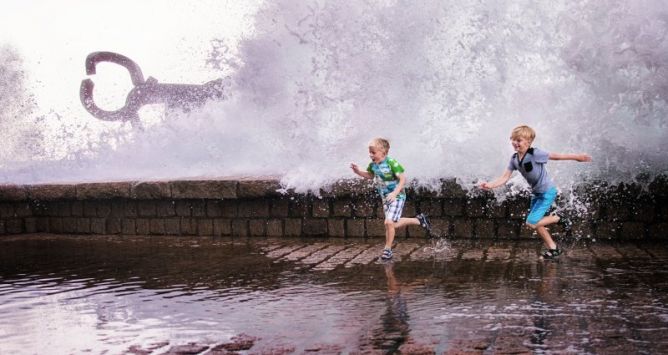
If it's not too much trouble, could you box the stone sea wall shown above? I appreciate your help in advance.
[0,178,667,239]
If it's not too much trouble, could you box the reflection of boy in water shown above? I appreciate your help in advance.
[479,125,592,259]
[368,262,411,352]
[351,138,431,260]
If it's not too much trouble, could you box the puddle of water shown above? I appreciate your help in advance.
[0,234,667,354]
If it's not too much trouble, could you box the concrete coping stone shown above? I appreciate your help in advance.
[1,175,667,201]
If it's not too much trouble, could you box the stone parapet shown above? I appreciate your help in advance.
[1,177,667,240]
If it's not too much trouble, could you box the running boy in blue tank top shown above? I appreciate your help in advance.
[351,138,431,260]
[479,125,592,259]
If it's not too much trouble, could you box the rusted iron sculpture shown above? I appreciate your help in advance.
[80,51,224,124]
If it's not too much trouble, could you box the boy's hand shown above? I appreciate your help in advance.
[386,191,398,203]
[478,181,492,190]
[578,154,592,162]
[350,163,360,173]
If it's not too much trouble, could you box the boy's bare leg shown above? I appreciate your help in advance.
[385,220,395,249]
[533,215,560,228]
[536,226,557,250]
[393,217,420,230]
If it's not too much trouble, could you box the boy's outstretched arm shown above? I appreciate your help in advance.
[549,152,592,162]
[479,169,512,190]
[350,163,373,179]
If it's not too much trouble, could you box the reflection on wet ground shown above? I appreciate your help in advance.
[0,234,667,354]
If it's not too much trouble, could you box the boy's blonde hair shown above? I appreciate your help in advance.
[510,125,536,142]
[369,138,390,153]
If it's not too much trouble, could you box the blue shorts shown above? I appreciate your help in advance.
[527,187,558,225]
[383,198,405,222]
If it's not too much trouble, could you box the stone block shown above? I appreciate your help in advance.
[604,205,632,221]
[123,201,138,217]
[62,218,77,233]
[175,201,192,217]
[149,219,166,235]
[238,200,270,218]
[648,174,668,198]
[156,201,176,217]
[320,179,370,197]
[0,185,27,201]
[24,218,37,233]
[97,202,112,217]
[0,203,14,218]
[213,219,232,236]
[83,201,98,217]
[50,218,64,233]
[13,202,31,218]
[571,222,593,239]
[487,201,507,218]
[366,219,386,237]
[406,225,424,238]
[76,182,131,199]
[36,217,49,232]
[327,219,345,237]
[266,219,283,237]
[106,218,122,234]
[91,218,106,234]
[205,200,222,217]
[332,200,352,217]
[621,222,645,239]
[5,219,23,234]
[631,205,655,223]
[198,219,214,236]
[648,222,668,239]
[595,222,621,240]
[181,218,197,235]
[0,220,4,234]
[136,219,150,235]
[288,198,310,218]
[452,218,473,238]
[130,182,171,199]
[270,199,289,217]
[441,179,468,198]
[284,218,302,236]
[303,219,327,236]
[475,219,495,238]
[346,219,365,237]
[27,184,76,200]
[231,219,249,236]
[352,199,375,217]
[249,219,266,236]
[190,201,206,217]
[221,200,239,217]
[52,201,71,217]
[170,180,237,199]
[497,220,520,239]
[429,218,450,238]
[137,201,157,217]
[403,200,417,217]
[443,199,465,217]
[465,199,486,217]
[507,199,529,220]
[165,218,181,235]
[238,179,282,198]
[312,199,330,218]
[419,199,442,217]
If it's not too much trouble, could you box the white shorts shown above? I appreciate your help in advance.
[383,198,405,222]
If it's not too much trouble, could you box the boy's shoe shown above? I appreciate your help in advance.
[541,248,563,259]
[416,213,432,231]
[380,248,393,260]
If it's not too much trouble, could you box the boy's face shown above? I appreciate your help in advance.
[511,136,532,154]
[368,146,387,163]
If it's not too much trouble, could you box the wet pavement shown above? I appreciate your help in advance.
[0,234,667,354]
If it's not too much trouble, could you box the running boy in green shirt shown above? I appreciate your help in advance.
[351,138,431,260]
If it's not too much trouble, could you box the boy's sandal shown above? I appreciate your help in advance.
[541,248,563,259]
